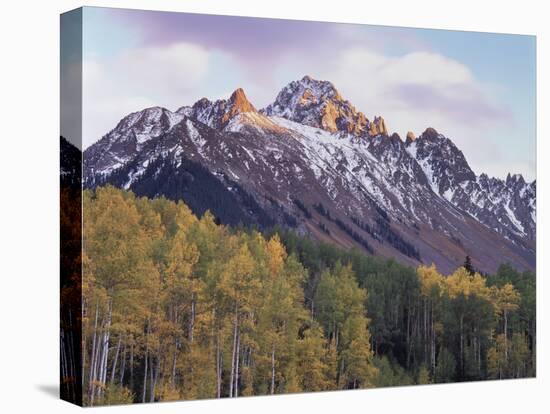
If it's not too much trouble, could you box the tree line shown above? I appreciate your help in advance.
[80,186,535,406]
[272,229,535,384]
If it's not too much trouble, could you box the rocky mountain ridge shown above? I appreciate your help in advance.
[83,76,536,273]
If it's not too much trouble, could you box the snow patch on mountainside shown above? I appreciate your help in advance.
[82,76,536,275]
[186,119,206,151]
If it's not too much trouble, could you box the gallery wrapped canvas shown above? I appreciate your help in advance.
[60,6,536,407]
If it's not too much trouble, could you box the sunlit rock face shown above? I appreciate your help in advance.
[263,75,386,138]
[83,76,536,274]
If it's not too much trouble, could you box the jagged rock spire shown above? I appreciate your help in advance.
[190,88,258,129]
[263,75,388,138]
[222,88,257,125]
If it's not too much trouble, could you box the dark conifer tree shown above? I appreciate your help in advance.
[464,255,475,275]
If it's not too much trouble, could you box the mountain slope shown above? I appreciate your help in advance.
[61,136,82,188]
[405,128,536,240]
[83,77,536,274]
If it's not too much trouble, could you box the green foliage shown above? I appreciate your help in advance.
[295,324,334,391]
[271,228,535,384]
[372,356,414,387]
[99,384,134,405]
[435,347,456,383]
[82,187,377,406]
[416,366,431,385]
[82,186,536,405]
[315,263,377,388]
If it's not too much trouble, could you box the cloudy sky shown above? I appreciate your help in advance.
[79,7,536,180]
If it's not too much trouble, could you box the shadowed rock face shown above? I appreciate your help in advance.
[83,76,536,274]
[405,127,536,241]
[413,127,477,193]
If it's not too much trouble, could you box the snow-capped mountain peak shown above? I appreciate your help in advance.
[83,106,185,176]
[406,128,535,239]
[112,106,183,145]
[262,75,387,138]
[189,88,258,130]
[406,127,476,194]
[83,77,536,274]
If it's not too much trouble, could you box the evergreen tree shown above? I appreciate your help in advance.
[463,255,475,275]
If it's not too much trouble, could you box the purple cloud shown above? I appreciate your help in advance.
[389,83,511,126]
[111,9,334,58]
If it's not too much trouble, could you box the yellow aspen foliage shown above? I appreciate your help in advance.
[295,326,333,391]
[417,264,444,297]
[491,283,520,316]
[79,186,534,406]
[266,234,287,278]
[444,267,490,299]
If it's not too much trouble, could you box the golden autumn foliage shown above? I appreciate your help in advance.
[82,187,378,405]
[80,186,535,406]
[415,264,533,382]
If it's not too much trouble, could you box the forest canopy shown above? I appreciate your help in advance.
[78,186,536,406]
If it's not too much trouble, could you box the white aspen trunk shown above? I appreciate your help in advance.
[229,304,238,398]
[235,328,240,397]
[60,334,68,387]
[110,336,122,384]
[90,330,101,405]
[99,334,109,396]
[97,334,108,399]
[171,308,179,387]
[149,353,155,402]
[65,330,72,389]
[141,351,148,403]
[151,352,160,402]
[142,323,149,404]
[88,304,99,404]
[98,300,112,400]
[120,342,126,385]
[95,330,105,402]
[67,325,77,397]
[171,338,178,387]
[91,315,105,403]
